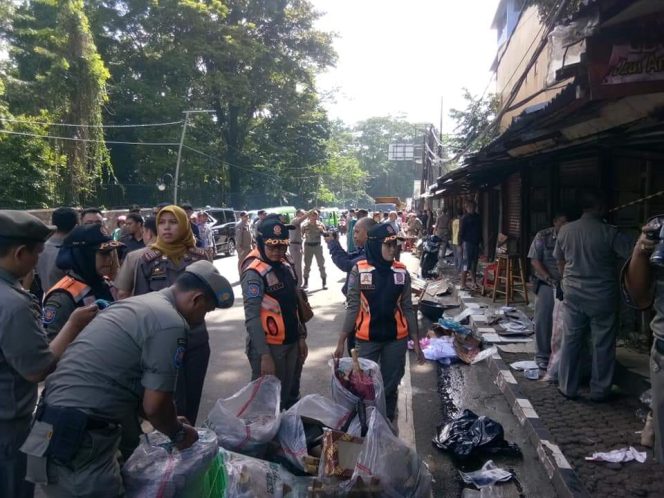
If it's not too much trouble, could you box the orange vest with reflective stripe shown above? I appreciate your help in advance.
[242,249,298,345]
[44,275,91,305]
[354,259,409,342]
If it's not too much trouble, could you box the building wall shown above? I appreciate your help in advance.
[495,5,567,131]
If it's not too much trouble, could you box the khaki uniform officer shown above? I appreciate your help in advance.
[301,210,327,290]
[235,211,253,274]
[289,209,307,287]
[132,205,212,424]
[0,211,97,498]
[241,216,308,409]
[23,261,232,498]
[554,190,632,401]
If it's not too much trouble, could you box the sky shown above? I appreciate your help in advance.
[312,0,501,133]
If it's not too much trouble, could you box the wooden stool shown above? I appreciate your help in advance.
[492,254,529,305]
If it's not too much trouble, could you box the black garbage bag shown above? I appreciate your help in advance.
[432,409,521,461]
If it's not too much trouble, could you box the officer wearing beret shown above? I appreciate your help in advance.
[42,225,123,340]
[22,260,233,497]
[241,215,308,409]
[0,211,97,498]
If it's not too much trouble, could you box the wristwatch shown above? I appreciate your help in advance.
[170,423,186,444]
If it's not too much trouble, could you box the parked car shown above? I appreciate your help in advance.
[202,207,237,257]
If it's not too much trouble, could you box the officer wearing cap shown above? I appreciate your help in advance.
[289,209,307,287]
[301,209,327,289]
[42,225,123,340]
[0,210,97,498]
[334,222,424,422]
[235,211,253,273]
[23,261,232,497]
[241,215,308,409]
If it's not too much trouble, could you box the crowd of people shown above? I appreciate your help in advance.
[0,203,429,498]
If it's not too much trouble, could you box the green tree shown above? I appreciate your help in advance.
[353,116,422,201]
[526,0,584,22]
[447,89,500,157]
[4,0,111,205]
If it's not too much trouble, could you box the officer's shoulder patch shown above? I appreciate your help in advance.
[246,283,262,299]
[189,247,207,258]
[142,249,162,262]
[42,306,57,325]
[173,346,186,369]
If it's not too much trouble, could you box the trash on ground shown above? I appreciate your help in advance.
[205,375,282,457]
[459,460,513,488]
[585,446,647,463]
[432,409,521,461]
[438,317,466,333]
[122,428,219,498]
[453,308,476,323]
[509,360,539,371]
[470,347,498,365]
[320,429,364,478]
[481,333,532,344]
[455,334,482,364]
[409,336,458,362]
[640,389,652,408]
[524,368,540,380]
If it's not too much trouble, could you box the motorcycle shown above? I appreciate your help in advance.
[420,235,442,279]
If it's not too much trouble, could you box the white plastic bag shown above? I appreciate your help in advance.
[219,448,313,498]
[347,409,432,497]
[329,357,387,417]
[122,428,218,498]
[205,375,281,457]
[277,394,358,471]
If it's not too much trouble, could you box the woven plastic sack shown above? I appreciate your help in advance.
[122,428,219,498]
[328,357,386,417]
[205,375,281,457]
[276,394,359,471]
[347,409,432,498]
[219,448,313,498]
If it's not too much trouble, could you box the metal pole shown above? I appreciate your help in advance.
[173,111,190,205]
[173,109,216,205]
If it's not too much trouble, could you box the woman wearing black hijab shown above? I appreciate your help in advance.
[41,225,122,340]
[335,222,425,422]
[240,214,308,409]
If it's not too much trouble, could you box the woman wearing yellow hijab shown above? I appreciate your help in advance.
[130,204,212,425]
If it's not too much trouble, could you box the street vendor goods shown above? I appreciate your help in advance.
[206,375,282,457]
[330,357,387,417]
[122,428,219,498]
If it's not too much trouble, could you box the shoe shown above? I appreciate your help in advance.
[558,388,578,400]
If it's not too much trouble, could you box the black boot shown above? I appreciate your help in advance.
[302,278,308,289]
[322,277,327,290]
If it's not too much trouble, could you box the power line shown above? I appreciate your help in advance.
[181,144,321,181]
[0,129,179,146]
[0,117,184,128]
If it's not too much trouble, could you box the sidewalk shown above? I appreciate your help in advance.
[440,261,663,497]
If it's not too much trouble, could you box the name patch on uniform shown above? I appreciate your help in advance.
[267,283,284,292]
[246,283,262,299]
[174,346,186,369]
[360,273,373,286]
[394,272,405,285]
[266,272,279,287]
[42,306,57,325]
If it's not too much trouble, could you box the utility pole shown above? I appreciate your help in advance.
[174,109,215,205]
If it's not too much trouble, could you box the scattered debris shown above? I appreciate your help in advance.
[459,460,514,488]
[585,446,647,463]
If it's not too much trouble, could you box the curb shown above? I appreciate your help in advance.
[456,291,591,498]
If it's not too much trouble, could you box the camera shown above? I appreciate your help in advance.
[644,217,664,267]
